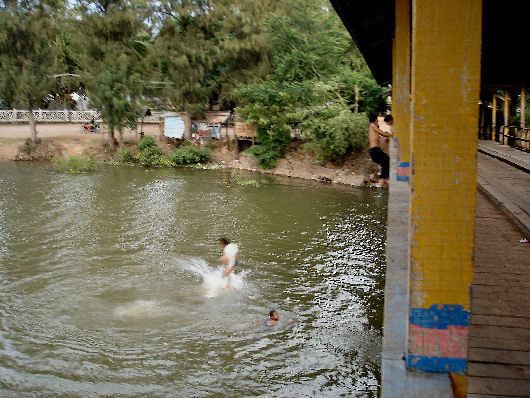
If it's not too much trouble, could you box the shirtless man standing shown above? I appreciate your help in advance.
[368,114,393,187]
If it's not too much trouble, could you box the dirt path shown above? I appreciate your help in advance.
[0,123,160,138]
[0,123,160,161]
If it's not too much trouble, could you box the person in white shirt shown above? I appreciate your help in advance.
[219,236,238,289]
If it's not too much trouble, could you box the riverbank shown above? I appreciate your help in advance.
[212,142,373,186]
[0,124,380,187]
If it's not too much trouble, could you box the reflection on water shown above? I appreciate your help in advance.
[0,163,387,397]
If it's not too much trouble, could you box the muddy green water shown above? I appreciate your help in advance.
[0,163,387,397]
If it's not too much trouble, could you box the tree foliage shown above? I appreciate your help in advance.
[0,0,387,162]
[151,0,276,118]
[0,1,62,143]
[73,0,148,145]
[236,0,387,166]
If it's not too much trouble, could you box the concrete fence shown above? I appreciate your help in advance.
[0,109,163,124]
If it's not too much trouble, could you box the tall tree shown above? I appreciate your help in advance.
[151,0,275,117]
[74,0,148,145]
[47,30,83,111]
[0,0,62,145]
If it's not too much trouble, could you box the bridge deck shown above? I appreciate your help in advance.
[469,143,530,397]
[478,140,530,173]
[477,150,530,234]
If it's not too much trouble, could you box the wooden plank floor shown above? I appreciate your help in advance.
[477,151,530,224]
[478,140,530,173]
[468,189,530,397]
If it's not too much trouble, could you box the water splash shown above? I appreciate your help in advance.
[115,300,160,317]
[183,258,247,298]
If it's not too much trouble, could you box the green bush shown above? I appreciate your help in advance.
[135,136,168,167]
[170,146,210,166]
[138,136,156,151]
[113,148,137,165]
[245,143,282,169]
[52,155,99,173]
[138,145,164,167]
[301,108,369,163]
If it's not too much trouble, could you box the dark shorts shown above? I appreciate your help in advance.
[369,147,390,179]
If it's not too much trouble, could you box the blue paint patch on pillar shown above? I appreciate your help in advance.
[406,355,467,373]
[397,161,410,181]
[410,304,469,329]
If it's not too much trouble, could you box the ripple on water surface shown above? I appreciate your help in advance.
[0,163,387,397]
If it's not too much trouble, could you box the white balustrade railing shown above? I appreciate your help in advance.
[0,109,164,124]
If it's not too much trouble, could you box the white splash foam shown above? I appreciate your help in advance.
[114,299,159,317]
[183,258,247,298]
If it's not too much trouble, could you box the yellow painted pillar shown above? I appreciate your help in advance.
[492,94,497,141]
[393,0,411,181]
[503,91,510,145]
[408,0,481,376]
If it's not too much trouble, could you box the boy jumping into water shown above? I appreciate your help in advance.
[219,236,238,289]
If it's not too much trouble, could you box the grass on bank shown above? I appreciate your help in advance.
[229,171,262,187]
[52,154,99,173]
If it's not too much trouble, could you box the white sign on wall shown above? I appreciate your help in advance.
[164,117,185,139]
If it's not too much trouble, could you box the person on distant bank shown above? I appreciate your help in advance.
[219,236,238,289]
[368,114,393,187]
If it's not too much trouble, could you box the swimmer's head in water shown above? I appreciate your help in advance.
[219,236,230,247]
[269,310,279,321]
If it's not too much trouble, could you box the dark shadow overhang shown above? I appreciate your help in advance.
[330,0,530,92]
[330,0,394,85]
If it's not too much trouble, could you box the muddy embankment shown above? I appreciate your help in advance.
[0,123,380,187]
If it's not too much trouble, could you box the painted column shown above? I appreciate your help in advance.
[503,91,510,145]
[491,94,497,141]
[407,0,482,375]
[521,88,526,129]
[519,87,528,149]
[393,0,411,182]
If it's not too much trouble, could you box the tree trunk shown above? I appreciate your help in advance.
[28,108,37,145]
[108,127,117,146]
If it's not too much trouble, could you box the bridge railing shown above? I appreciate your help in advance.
[497,125,530,151]
[0,109,163,124]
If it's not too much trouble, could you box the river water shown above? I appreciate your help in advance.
[0,163,387,397]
